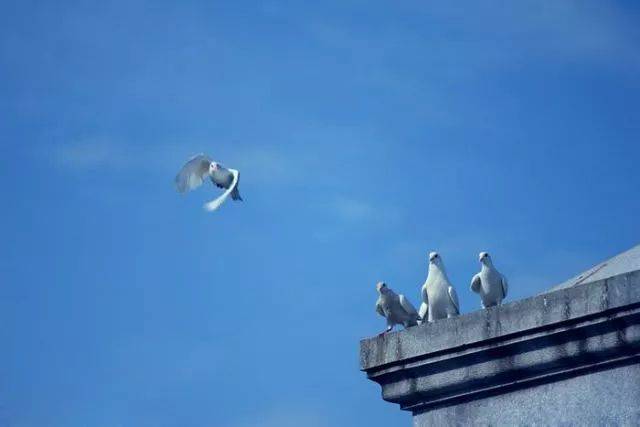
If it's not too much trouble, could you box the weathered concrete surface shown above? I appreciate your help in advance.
[360,266,640,426]
[413,362,640,426]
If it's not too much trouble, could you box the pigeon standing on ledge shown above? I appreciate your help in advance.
[175,154,242,212]
[471,252,508,308]
[419,252,460,322]
[375,282,419,334]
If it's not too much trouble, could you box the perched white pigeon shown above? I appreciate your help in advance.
[175,154,242,211]
[419,252,460,322]
[470,252,508,308]
[375,282,419,334]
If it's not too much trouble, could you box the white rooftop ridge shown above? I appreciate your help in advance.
[550,243,640,291]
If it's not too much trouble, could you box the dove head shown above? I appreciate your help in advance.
[479,251,493,265]
[429,251,442,265]
[376,282,389,295]
[209,162,220,174]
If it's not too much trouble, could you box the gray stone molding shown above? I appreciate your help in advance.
[360,270,640,415]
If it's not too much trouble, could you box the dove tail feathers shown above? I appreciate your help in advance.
[203,169,240,212]
[203,198,224,212]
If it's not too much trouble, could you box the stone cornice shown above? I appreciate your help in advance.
[360,270,640,413]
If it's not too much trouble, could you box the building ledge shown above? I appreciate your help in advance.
[360,270,640,413]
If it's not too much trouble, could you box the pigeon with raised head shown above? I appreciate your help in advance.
[471,252,508,308]
[175,154,242,211]
[375,282,419,334]
[419,252,460,322]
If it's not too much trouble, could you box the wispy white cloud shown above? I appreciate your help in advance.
[52,137,130,170]
[327,195,404,225]
[331,196,376,222]
[288,2,637,137]
[233,145,297,183]
[46,138,215,175]
[306,196,405,244]
[45,118,387,182]
[428,1,640,69]
[306,1,639,88]
[496,1,639,65]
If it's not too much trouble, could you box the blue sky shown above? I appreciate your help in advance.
[2,1,640,426]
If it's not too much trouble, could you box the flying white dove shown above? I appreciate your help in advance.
[375,282,420,334]
[175,154,242,211]
[419,252,460,322]
[471,252,508,308]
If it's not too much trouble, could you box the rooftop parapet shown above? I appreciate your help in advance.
[360,246,640,426]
